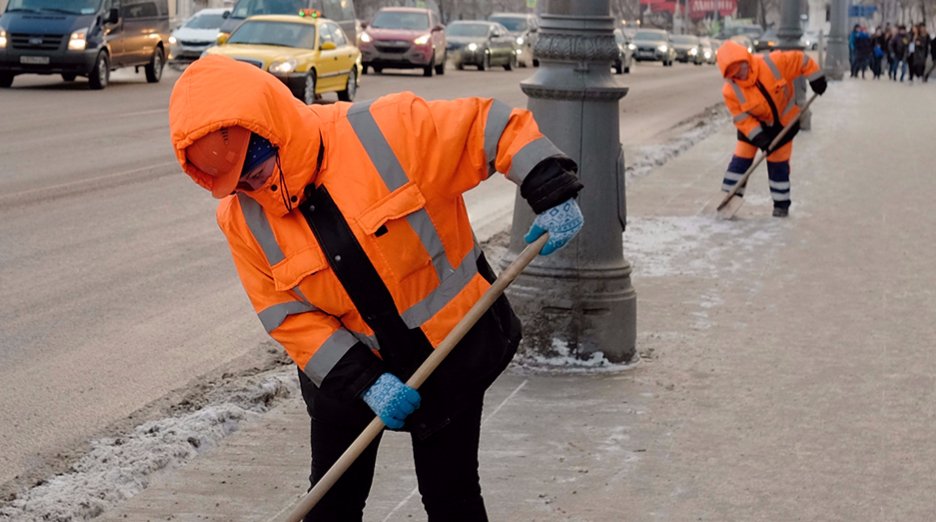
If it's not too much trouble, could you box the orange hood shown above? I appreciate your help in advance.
[168,55,326,216]
[717,39,757,87]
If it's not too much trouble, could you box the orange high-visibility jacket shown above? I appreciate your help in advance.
[169,56,575,390]
[717,41,824,144]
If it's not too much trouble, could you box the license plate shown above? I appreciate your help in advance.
[20,56,50,65]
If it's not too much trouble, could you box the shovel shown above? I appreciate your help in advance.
[269,233,550,522]
[716,92,819,220]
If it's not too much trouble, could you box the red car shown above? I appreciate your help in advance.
[358,7,446,77]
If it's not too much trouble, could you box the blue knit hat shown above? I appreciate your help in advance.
[241,133,277,174]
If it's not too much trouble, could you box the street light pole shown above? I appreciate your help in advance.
[506,0,637,365]
[776,0,810,129]
[826,0,850,79]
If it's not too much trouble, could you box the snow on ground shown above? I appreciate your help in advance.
[622,216,785,278]
[0,104,736,522]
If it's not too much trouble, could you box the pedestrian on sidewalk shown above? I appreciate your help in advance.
[888,25,910,81]
[926,29,936,81]
[167,55,584,522]
[716,40,827,217]
[908,24,930,82]
[852,26,873,79]
[871,27,886,79]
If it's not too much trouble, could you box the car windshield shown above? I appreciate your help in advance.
[231,0,305,19]
[370,11,429,30]
[228,21,316,47]
[6,0,102,15]
[671,35,699,44]
[446,23,489,37]
[489,16,526,32]
[185,13,225,29]
[634,30,665,42]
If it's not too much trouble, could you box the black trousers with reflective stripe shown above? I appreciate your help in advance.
[298,368,489,522]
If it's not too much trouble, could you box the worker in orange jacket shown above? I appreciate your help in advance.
[168,55,584,521]
[717,40,827,217]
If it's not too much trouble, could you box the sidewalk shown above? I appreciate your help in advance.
[103,77,936,521]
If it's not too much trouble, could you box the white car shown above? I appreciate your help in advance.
[169,8,228,66]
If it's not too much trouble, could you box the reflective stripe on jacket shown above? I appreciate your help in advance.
[170,57,567,388]
[721,48,823,141]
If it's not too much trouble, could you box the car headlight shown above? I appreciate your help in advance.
[0,28,7,49]
[269,59,297,74]
[627,43,636,51]
[414,34,431,45]
[516,36,524,45]
[688,47,698,55]
[359,32,372,43]
[467,42,478,51]
[657,44,667,53]
[169,35,177,45]
[68,28,88,51]
[704,49,712,58]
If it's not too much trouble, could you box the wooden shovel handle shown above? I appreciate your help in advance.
[270,233,550,522]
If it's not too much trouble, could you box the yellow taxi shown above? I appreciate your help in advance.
[205,11,361,104]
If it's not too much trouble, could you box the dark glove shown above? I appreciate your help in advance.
[362,372,420,429]
[809,76,827,95]
[751,131,774,152]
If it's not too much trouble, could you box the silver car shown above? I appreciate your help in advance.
[487,12,539,67]
[169,8,227,67]
[613,28,633,74]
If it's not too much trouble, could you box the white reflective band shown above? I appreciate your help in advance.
[400,244,482,329]
[734,112,750,123]
[807,71,825,81]
[239,194,285,266]
[259,300,318,333]
[763,54,782,80]
[724,171,745,181]
[304,328,359,386]
[747,125,763,140]
[507,137,563,185]
[349,329,380,351]
[484,100,512,174]
[769,181,791,190]
[802,53,810,67]
[722,183,746,194]
[771,192,791,201]
[728,80,746,104]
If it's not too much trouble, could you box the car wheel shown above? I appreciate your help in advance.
[478,51,489,71]
[373,66,383,74]
[145,47,165,83]
[532,58,539,67]
[338,68,357,102]
[362,63,369,75]
[456,61,464,70]
[302,71,317,104]
[423,55,434,77]
[0,73,13,88]
[614,59,623,74]
[504,53,515,71]
[62,73,77,82]
[88,52,109,90]
[435,53,445,75]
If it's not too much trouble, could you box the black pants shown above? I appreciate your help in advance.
[298,368,489,522]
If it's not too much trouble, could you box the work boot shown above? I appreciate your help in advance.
[772,207,789,218]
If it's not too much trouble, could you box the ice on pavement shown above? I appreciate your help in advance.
[0,372,297,521]
[1,104,736,521]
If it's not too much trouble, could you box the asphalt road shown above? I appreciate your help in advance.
[0,59,724,493]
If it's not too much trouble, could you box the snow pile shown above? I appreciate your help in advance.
[625,105,730,180]
[512,338,640,374]
[623,216,784,278]
[0,372,295,521]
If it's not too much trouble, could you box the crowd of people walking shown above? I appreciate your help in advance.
[849,22,935,82]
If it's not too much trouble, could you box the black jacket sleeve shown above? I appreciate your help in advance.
[520,156,584,214]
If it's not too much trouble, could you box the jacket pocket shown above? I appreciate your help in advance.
[270,246,329,293]
[356,181,432,281]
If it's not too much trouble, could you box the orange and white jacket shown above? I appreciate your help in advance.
[169,56,580,409]
[717,40,824,144]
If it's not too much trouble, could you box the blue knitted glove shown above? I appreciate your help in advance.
[362,373,421,429]
[523,198,584,255]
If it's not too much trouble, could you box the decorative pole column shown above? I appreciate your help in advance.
[826,0,850,80]
[506,0,637,364]
[777,0,810,129]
